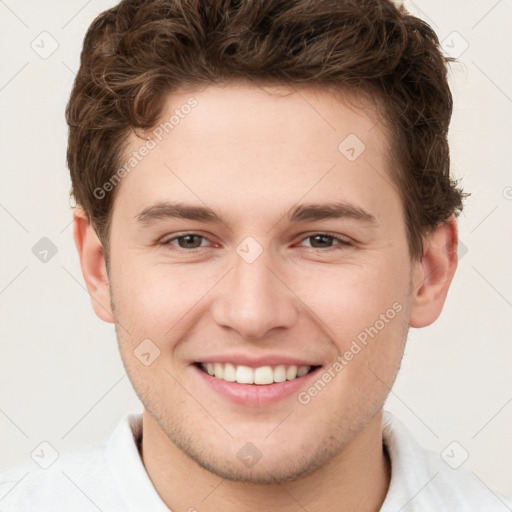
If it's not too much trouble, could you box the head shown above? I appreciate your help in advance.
[69,0,465,483]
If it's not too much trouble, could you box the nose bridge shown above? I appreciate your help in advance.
[211,240,297,339]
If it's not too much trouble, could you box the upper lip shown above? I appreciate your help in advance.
[193,354,322,368]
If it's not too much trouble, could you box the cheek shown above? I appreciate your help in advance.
[286,256,410,349]
[110,261,217,340]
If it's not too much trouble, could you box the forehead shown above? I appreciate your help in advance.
[113,82,399,226]
[157,81,386,152]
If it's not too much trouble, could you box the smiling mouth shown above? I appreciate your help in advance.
[195,362,320,385]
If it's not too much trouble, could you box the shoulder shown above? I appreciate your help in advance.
[380,410,512,512]
[0,439,117,512]
[0,413,146,512]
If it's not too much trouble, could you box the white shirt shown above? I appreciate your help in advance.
[1,410,510,511]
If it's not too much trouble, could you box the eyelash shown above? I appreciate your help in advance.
[160,232,353,252]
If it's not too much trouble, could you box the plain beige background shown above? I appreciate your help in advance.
[1,0,511,500]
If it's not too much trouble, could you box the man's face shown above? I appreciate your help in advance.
[107,83,415,483]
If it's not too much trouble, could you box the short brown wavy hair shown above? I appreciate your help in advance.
[66,0,466,262]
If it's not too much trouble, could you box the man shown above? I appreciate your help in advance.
[1,0,510,510]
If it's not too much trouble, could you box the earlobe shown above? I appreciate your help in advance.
[409,215,459,328]
[72,207,115,324]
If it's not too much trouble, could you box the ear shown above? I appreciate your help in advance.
[72,207,114,323]
[409,215,459,328]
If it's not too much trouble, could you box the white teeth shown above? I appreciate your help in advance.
[297,365,309,377]
[214,363,224,379]
[223,363,236,382]
[273,365,287,383]
[200,363,314,384]
[236,365,254,384]
[254,366,274,385]
[286,365,298,380]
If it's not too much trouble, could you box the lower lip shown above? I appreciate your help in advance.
[193,365,322,407]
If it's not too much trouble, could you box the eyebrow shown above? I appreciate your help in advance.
[136,202,225,224]
[289,202,376,224]
[135,201,376,226]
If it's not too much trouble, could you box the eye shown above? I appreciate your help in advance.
[298,233,352,250]
[160,232,352,252]
[162,233,210,250]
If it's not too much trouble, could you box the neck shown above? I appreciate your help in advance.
[140,410,391,512]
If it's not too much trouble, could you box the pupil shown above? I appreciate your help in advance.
[311,235,332,248]
[179,235,201,248]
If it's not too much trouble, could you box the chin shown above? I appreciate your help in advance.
[184,448,328,484]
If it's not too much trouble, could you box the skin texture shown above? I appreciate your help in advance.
[73,83,458,511]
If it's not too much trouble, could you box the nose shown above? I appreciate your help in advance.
[210,245,298,340]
